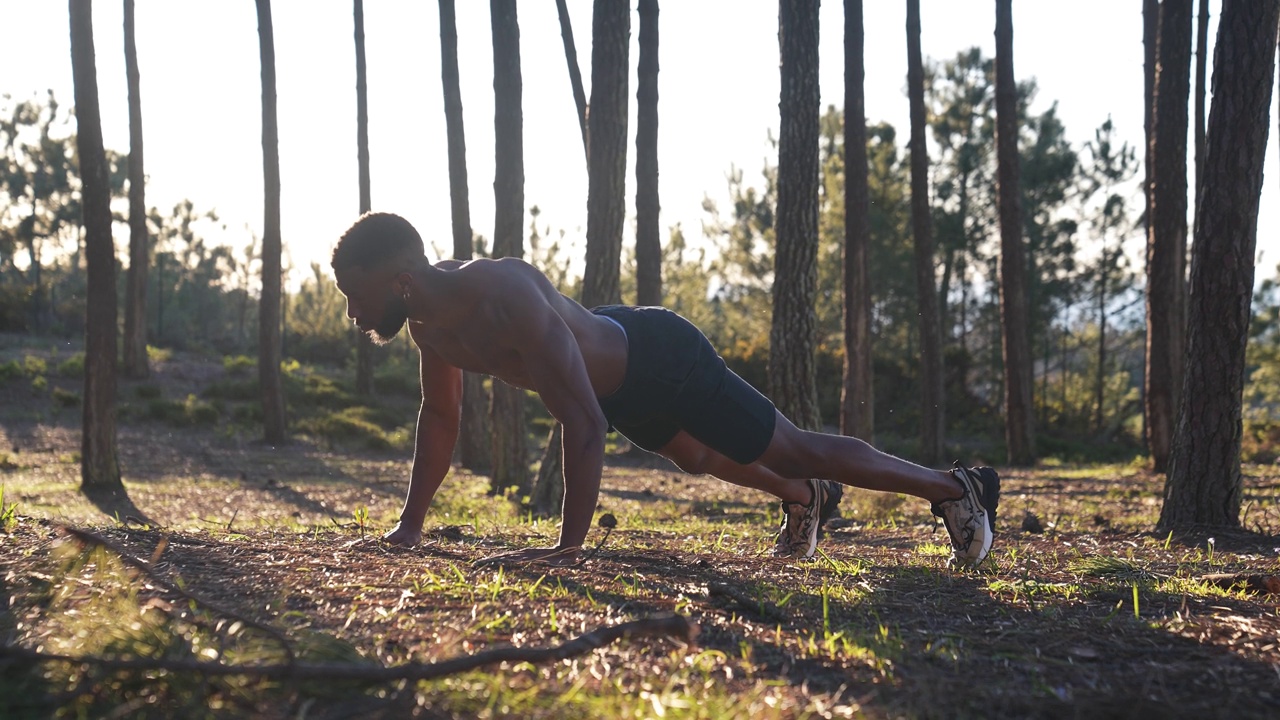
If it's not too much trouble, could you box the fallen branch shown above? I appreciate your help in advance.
[1198,573,1280,596]
[57,525,295,663]
[0,614,699,683]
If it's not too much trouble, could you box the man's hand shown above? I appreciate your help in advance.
[473,546,579,568]
[381,520,423,547]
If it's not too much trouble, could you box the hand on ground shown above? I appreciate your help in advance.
[381,521,423,547]
[473,546,579,568]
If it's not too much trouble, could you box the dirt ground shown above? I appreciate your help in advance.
[1,347,1279,718]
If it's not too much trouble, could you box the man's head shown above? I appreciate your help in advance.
[331,212,425,345]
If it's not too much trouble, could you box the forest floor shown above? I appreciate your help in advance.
[1,340,1279,719]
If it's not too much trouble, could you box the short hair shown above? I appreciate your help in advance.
[331,212,425,272]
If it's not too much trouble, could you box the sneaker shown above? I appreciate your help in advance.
[773,478,844,559]
[930,463,1000,569]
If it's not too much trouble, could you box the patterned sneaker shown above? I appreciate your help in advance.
[930,463,1000,569]
[773,478,844,559]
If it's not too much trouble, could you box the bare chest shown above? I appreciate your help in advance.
[416,323,533,388]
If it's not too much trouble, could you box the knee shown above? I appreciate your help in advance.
[670,445,715,476]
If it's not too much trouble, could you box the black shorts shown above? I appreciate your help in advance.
[591,305,777,465]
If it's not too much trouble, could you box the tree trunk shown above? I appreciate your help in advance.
[994,0,1035,465]
[439,0,490,472]
[1160,0,1279,530]
[354,0,376,398]
[555,0,589,161]
[634,0,661,307]
[1194,0,1209,235]
[1143,0,1157,452]
[489,0,528,496]
[256,0,287,445]
[122,0,149,380]
[582,0,629,309]
[71,0,122,491]
[906,0,943,460]
[841,0,873,441]
[769,0,822,432]
[1146,0,1192,474]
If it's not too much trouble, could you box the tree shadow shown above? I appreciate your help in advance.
[81,482,156,527]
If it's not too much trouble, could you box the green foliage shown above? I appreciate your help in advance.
[295,406,409,451]
[144,394,220,427]
[0,359,21,384]
[30,374,46,393]
[50,386,79,408]
[221,354,254,375]
[22,355,46,376]
[0,486,17,531]
[55,351,83,377]
[134,383,163,400]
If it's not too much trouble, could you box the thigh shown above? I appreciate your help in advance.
[676,363,777,466]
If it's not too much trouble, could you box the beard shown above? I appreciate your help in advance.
[368,294,409,346]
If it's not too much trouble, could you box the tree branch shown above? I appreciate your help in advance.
[1,615,699,683]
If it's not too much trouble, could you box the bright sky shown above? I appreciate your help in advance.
[4,1,1278,289]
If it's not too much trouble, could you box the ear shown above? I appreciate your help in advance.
[393,271,414,298]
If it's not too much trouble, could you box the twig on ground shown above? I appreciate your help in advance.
[0,614,699,683]
[57,525,295,663]
[707,582,787,622]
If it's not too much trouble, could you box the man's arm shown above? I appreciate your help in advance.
[383,324,462,546]
[503,296,609,558]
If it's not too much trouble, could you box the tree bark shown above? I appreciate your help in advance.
[489,0,528,496]
[1160,0,1279,530]
[256,0,287,445]
[841,0,874,441]
[71,0,122,490]
[354,0,376,398]
[122,0,149,380]
[1193,0,1209,235]
[769,0,822,432]
[906,0,943,460]
[634,0,662,307]
[555,0,589,160]
[1146,0,1192,474]
[439,0,490,472]
[994,0,1035,465]
[581,0,630,309]
[1143,0,1158,453]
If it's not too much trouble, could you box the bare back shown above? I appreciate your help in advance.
[407,257,626,399]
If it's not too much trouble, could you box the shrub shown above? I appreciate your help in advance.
[0,360,21,384]
[296,407,398,450]
[57,353,85,377]
[222,354,255,376]
[135,384,163,400]
[23,355,47,376]
[52,387,80,408]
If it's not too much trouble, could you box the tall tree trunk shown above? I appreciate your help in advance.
[71,0,122,491]
[1194,0,1209,235]
[354,0,376,397]
[256,0,287,445]
[489,0,528,496]
[994,0,1035,465]
[1160,0,1279,530]
[1146,0,1192,474]
[555,0,589,160]
[122,0,148,380]
[634,0,662,307]
[439,0,490,472]
[770,0,822,432]
[1143,0,1158,452]
[906,0,943,460]
[535,0,602,517]
[1094,251,1108,434]
[841,0,874,441]
[581,0,629,308]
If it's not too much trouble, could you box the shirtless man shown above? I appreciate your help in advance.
[332,213,1000,568]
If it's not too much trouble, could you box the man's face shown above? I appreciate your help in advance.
[334,265,409,346]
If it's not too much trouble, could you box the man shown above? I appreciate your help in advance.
[332,212,1000,568]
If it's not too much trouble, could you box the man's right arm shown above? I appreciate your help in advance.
[383,326,462,546]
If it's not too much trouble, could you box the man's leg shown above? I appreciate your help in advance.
[752,410,963,503]
[655,430,811,503]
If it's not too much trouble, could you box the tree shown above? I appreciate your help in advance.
[1160,0,1280,529]
[906,0,943,459]
[581,0,629,309]
[1193,0,1209,235]
[634,0,661,307]
[70,0,122,490]
[554,0,589,159]
[122,0,148,379]
[994,0,1035,465]
[489,0,528,496]
[353,0,376,397]
[256,0,287,445]
[439,0,490,472]
[841,0,873,440]
[1146,0,1192,474]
